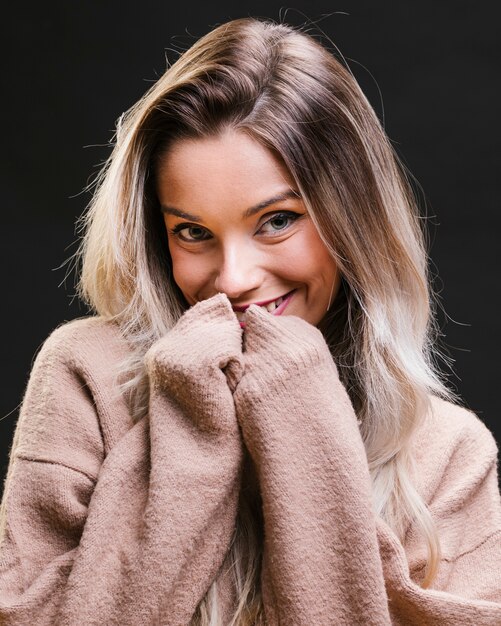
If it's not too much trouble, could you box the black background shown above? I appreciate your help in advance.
[1,1,500,484]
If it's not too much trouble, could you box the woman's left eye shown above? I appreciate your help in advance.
[259,211,301,235]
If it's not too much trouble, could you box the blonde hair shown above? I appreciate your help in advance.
[76,17,459,625]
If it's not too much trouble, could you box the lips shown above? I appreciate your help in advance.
[235,290,296,326]
[232,290,295,313]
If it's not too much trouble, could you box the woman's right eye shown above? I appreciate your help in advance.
[169,224,211,242]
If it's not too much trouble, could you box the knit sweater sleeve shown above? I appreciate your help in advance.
[0,293,244,626]
[233,305,501,626]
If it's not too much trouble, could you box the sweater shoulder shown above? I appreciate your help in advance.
[426,396,498,458]
[411,396,499,505]
[27,316,136,394]
[36,315,129,366]
[14,316,135,469]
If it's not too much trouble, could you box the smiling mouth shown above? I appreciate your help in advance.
[233,290,295,323]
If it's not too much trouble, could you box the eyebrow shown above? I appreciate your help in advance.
[160,189,301,222]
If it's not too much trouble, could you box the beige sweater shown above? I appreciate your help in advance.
[0,293,500,625]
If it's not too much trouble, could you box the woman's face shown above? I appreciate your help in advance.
[156,129,341,327]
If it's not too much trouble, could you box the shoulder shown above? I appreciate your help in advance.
[15,317,136,472]
[31,314,135,432]
[410,396,499,506]
[427,396,497,449]
[36,315,130,367]
[421,396,497,460]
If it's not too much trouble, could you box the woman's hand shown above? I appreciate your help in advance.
[240,302,339,384]
[144,292,244,435]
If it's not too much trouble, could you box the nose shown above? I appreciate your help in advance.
[213,241,263,299]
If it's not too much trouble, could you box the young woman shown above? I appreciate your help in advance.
[0,17,500,626]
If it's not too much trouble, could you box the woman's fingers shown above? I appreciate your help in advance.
[242,305,334,378]
[144,293,244,431]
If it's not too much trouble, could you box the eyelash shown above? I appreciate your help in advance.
[168,211,303,243]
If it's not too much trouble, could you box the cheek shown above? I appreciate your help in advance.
[168,245,211,294]
[277,226,334,281]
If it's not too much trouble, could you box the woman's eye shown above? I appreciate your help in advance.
[169,224,211,242]
[259,211,301,234]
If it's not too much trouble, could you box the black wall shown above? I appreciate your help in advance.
[1,1,500,482]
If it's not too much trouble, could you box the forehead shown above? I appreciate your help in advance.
[155,129,296,211]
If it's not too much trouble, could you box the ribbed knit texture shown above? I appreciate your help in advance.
[0,293,500,625]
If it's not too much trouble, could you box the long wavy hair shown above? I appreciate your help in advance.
[76,17,458,625]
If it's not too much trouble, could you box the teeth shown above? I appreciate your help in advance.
[262,295,286,313]
[235,294,288,322]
